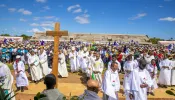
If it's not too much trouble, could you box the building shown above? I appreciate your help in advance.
[0,36,23,42]
[30,32,151,44]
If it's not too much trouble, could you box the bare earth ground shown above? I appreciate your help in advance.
[11,71,175,100]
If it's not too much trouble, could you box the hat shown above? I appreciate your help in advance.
[84,47,87,51]
[72,47,75,50]
[16,55,21,59]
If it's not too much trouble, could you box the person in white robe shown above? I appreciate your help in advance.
[127,59,152,100]
[171,55,175,86]
[158,54,172,88]
[92,52,104,85]
[145,52,155,64]
[107,54,121,71]
[0,61,15,100]
[39,47,49,77]
[146,59,158,96]
[102,62,120,100]
[86,51,93,80]
[78,47,84,70]
[81,47,89,73]
[123,54,136,97]
[69,47,79,72]
[28,50,41,83]
[58,50,68,77]
[34,50,43,81]
[13,55,28,92]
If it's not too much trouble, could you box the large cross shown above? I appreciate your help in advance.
[46,22,68,88]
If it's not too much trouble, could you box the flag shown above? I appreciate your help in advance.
[108,41,110,46]
[91,73,96,80]
[114,41,116,45]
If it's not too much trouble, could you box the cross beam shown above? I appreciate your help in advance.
[46,22,68,88]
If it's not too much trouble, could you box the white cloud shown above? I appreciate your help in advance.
[8,8,16,12]
[42,27,52,31]
[33,17,41,20]
[20,18,27,22]
[30,21,54,27]
[84,9,88,13]
[36,0,47,3]
[40,21,54,27]
[44,16,55,19]
[27,28,42,33]
[67,4,80,12]
[30,23,39,26]
[73,8,82,13]
[129,13,147,20]
[18,8,32,15]
[55,18,59,21]
[159,5,163,8]
[43,6,50,10]
[0,4,6,7]
[75,14,90,24]
[159,17,175,21]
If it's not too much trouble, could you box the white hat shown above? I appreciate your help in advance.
[16,55,21,59]
[72,47,75,50]
[84,47,87,51]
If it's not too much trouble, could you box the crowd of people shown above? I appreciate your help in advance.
[0,40,175,100]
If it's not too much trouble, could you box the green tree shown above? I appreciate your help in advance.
[148,37,164,44]
[0,34,10,36]
[20,34,31,40]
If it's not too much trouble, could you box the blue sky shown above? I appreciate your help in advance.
[0,0,175,39]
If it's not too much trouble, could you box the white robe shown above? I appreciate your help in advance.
[128,69,152,100]
[69,51,79,72]
[123,61,135,92]
[102,69,120,100]
[0,63,15,100]
[92,58,104,85]
[28,54,41,81]
[58,53,68,77]
[13,61,28,87]
[86,55,96,77]
[107,60,121,71]
[171,59,175,85]
[158,59,172,85]
[146,64,158,89]
[39,51,49,76]
[80,51,89,73]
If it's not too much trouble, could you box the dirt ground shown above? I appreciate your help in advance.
[11,71,175,100]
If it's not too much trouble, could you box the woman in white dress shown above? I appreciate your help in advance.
[58,50,68,77]
[146,59,158,96]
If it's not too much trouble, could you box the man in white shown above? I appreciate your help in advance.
[108,54,121,71]
[13,55,28,92]
[28,50,41,83]
[58,49,68,77]
[102,62,120,100]
[81,47,89,73]
[171,55,175,86]
[86,51,93,80]
[92,52,104,85]
[69,47,79,72]
[127,59,152,100]
[39,47,49,77]
[0,61,15,100]
[145,51,155,64]
[146,59,158,96]
[123,54,136,97]
[158,54,172,88]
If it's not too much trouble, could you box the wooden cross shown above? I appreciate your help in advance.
[46,22,68,88]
